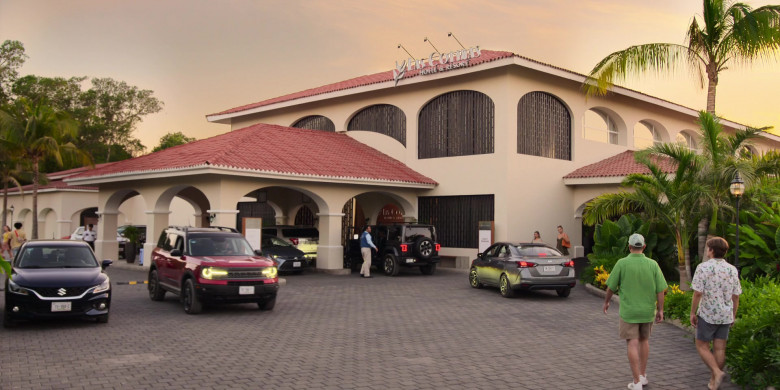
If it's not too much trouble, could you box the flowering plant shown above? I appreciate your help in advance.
[593,265,610,290]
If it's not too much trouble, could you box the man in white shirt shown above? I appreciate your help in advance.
[690,236,742,390]
[83,224,97,250]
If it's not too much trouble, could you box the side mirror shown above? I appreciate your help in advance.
[101,259,113,270]
[170,249,182,257]
[254,249,263,256]
[477,253,484,259]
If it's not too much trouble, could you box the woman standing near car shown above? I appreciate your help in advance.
[532,231,543,243]
[556,225,571,256]
[1,225,12,259]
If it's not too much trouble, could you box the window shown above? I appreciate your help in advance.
[518,92,571,160]
[348,104,406,146]
[676,131,697,151]
[418,195,494,248]
[291,115,335,132]
[583,109,618,145]
[418,90,494,159]
[634,121,661,149]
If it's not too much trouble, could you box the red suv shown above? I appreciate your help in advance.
[148,226,279,314]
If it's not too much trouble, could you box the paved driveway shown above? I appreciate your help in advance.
[1,265,737,389]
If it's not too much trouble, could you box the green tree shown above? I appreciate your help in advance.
[583,143,707,289]
[0,98,91,238]
[152,131,196,153]
[0,40,27,106]
[0,146,26,229]
[584,0,780,114]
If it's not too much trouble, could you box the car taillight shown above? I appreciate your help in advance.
[563,260,575,267]
[400,244,408,252]
[290,238,299,245]
[435,244,441,251]
[517,261,537,268]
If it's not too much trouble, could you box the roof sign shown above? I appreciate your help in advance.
[393,46,481,86]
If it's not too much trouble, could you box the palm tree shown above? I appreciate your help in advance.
[0,98,90,238]
[584,0,780,114]
[583,143,708,288]
[0,153,25,229]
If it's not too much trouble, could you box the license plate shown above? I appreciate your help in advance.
[293,261,301,268]
[51,301,72,312]
[543,266,556,272]
[239,286,255,295]
[406,258,415,263]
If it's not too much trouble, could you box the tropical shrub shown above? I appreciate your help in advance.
[727,202,780,280]
[726,277,780,388]
[663,284,693,327]
[0,256,10,278]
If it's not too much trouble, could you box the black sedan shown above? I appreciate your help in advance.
[260,234,308,274]
[469,242,576,298]
[4,240,113,327]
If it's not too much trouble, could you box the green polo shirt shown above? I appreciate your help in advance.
[606,253,668,323]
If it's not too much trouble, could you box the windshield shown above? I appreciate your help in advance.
[513,245,563,257]
[16,246,99,268]
[262,236,293,247]
[188,236,256,256]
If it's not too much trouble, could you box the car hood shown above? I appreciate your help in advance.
[262,246,306,258]
[12,268,106,288]
[193,256,275,267]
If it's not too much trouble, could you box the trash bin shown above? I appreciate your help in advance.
[139,248,144,266]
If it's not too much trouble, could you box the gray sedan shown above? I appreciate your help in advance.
[469,242,576,298]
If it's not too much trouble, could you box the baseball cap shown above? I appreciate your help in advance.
[628,233,645,248]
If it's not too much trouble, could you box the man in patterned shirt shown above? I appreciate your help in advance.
[690,237,742,390]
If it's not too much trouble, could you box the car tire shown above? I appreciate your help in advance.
[556,287,571,298]
[413,237,434,259]
[469,268,483,289]
[258,296,276,311]
[182,278,202,314]
[499,274,515,298]
[383,253,401,276]
[420,263,436,275]
[148,269,166,301]
[96,314,109,323]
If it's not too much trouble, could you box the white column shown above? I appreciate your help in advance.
[95,211,119,261]
[207,209,239,228]
[316,212,346,272]
[56,220,72,239]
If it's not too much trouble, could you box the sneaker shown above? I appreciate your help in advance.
[640,375,648,386]
[628,382,643,390]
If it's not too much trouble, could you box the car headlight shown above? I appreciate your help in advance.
[93,278,111,294]
[201,267,228,280]
[261,266,278,279]
[7,280,29,295]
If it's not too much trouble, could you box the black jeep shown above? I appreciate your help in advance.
[344,224,441,276]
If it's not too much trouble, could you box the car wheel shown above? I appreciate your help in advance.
[413,237,434,259]
[96,314,109,323]
[148,269,166,301]
[420,263,436,275]
[258,296,276,311]
[556,287,571,298]
[383,253,400,276]
[499,274,515,298]
[469,268,483,289]
[182,279,202,314]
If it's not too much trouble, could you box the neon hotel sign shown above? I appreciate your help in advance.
[393,46,481,86]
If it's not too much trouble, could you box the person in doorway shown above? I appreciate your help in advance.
[1,225,12,259]
[690,237,741,390]
[556,225,571,255]
[9,222,27,257]
[82,224,97,250]
[359,226,377,278]
[603,233,668,390]
[532,231,543,243]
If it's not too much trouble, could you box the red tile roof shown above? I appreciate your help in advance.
[210,50,516,116]
[564,150,677,179]
[68,124,437,186]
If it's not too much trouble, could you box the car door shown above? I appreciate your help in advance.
[491,244,512,279]
[476,244,501,285]
[167,234,187,289]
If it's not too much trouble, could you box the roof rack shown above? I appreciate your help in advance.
[166,225,239,233]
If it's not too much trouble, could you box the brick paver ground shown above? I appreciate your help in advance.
[1,264,738,389]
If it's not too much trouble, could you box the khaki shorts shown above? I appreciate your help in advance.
[618,318,654,339]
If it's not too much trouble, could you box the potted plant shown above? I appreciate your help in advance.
[122,225,140,263]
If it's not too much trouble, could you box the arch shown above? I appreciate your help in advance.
[634,120,668,149]
[583,107,625,145]
[418,90,495,159]
[294,205,315,225]
[104,189,145,214]
[676,130,699,152]
[518,91,572,160]
[348,104,406,146]
[738,144,757,158]
[291,115,335,132]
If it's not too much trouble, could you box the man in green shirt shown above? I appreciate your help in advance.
[603,233,668,390]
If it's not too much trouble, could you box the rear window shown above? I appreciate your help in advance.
[513,245,562,257]
[16,245,98,268]
[280,228,319,238]
[403,226,435,242]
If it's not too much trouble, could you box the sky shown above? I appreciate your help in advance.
[1,0,779,150]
